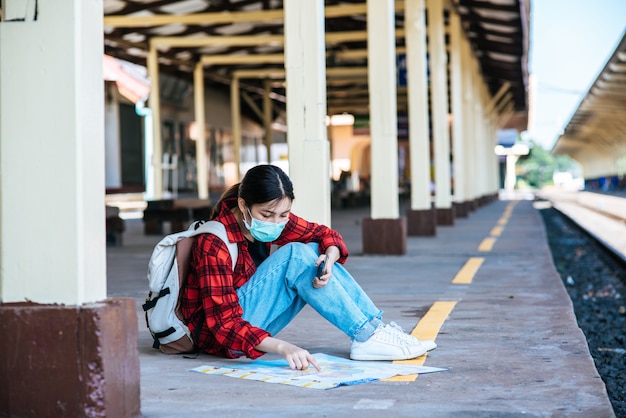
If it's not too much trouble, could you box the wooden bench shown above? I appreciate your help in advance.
[143,198,212,235]
[106,205,125,246]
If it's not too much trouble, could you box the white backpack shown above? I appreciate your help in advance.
[143,220,238,354]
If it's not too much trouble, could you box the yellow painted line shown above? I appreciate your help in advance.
[497,217,508,225]
[504,201,518,214]
[478,237,496,252]
[385,301,458,381]
[452,257,484,284]
[490,225,503,236]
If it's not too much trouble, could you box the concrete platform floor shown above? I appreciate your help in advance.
[106,196,615,417]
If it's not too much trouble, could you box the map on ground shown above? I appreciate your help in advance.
[189,353,447,390]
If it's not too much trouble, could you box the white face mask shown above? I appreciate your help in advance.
[243,208,287,242]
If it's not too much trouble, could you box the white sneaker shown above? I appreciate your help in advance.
[350,325,428,361]
[387,322,438,352]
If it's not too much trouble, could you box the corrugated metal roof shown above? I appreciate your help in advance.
[552,31,626,166]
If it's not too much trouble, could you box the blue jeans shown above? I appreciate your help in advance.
[237,242,383,342]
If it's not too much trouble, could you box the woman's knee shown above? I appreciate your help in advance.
[277,242,319,258]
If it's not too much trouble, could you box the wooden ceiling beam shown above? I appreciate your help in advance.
[105,9,283,28]
[150,29,404,48]
[200,53,284,66]
[104,2,409,28]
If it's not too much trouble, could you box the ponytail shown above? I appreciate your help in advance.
[210,183,240,220]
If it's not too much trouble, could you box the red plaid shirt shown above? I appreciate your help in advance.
[180,197,349,359]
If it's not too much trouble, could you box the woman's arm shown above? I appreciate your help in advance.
[255,336,321,371]
[193,234,270,359]
[278,213,349,263]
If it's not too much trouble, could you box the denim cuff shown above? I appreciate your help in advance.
[352,318,384,342]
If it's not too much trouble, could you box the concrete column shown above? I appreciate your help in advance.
[427,0,454,225]
[0,0,140,415]
[0,2,105,306]
[490,118,499,197]
[147,42,163,200]
[404,0,436,236]
[475,98,486,202]
[449,10,468,218]
[104,86,122,189]
[480,114,487,200]
[475,60,488,205]
[487,119,496,198]
[194,62,209,199]
[471,60,482,203]
[470,54,483,208]
[505,154,519,192]
[284,0,330,226]
[361,0,406,254]
[481,85,492,200]
[478,85,489,202]
[264,79,273,164]
[231,77,242,182]
[461,38,477,209]
[367,0,400,221]
[135,100,155,200]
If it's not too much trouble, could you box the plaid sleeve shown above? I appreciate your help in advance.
[181,233,270,359]
[276,213,349,264]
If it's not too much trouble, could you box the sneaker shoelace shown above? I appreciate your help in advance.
[368,324,416,350]
[387,322,422,346]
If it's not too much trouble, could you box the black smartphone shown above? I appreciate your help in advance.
[316,257,327,279]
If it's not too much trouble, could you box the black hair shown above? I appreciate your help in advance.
[210,164,295,219]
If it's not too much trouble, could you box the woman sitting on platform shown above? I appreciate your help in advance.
[181,164,436,371]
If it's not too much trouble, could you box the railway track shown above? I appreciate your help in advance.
[536,190,626,417]
[537,189,626,264]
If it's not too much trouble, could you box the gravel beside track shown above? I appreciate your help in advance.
[539,206,626,417]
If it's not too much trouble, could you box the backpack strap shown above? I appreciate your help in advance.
[192,220,238,269]
[142,288,170,311]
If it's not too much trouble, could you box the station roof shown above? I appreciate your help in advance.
[552,31,626,161]
[99,0,530,130]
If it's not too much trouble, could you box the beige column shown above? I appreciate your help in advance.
[284,0,330,226]
[470,55,483,205]
[367,0,400,219]
[231,76,242,181]
[462,38,477,207]
[479,65,489,200]
[474,93,486,200]
[362,0,406,254]
[0,1,140,414]
[487,119,496,197]
[477,84,489,200]
[264,79,273,164]
[194,62,209,199]
[104,86,122,189]
[449,9,467,216]
[489,117,499,196]
[484,87,495,198]
[427,0,454,225]
[404,0,436,235]
[0,0,105,304]
[147,42,163,200]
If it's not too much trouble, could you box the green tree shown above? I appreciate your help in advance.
[516,141,578,189]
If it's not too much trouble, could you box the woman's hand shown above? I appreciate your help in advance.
[312,246,340,289]
[255,337,320,371]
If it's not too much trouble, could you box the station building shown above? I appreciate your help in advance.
[1,1,532,415]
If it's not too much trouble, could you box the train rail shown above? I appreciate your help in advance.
[536,188,626,265]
